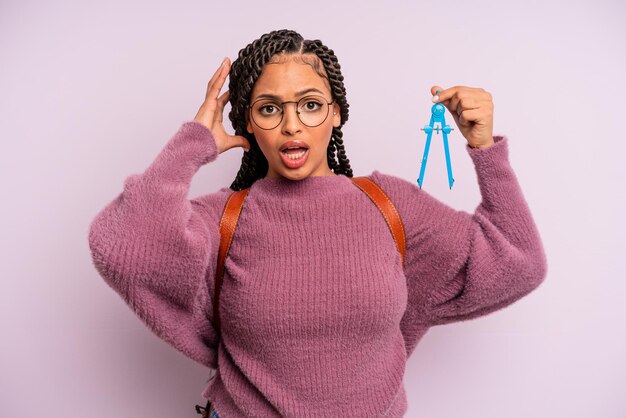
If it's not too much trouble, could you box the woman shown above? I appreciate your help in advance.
[88,29,547,417]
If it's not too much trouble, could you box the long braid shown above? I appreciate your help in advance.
[226,29,353,191]
[302,39,353,178]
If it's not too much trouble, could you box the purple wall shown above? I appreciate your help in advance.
[1,0,624,416]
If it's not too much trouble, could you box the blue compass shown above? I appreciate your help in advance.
[417,90,455,189]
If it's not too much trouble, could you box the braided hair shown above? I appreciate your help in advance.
[227,29,353,191]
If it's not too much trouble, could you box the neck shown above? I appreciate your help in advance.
[251,173,356,200]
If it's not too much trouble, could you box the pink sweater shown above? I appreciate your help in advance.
[88,121,547,417]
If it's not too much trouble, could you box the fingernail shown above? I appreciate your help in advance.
[432,95,439,102]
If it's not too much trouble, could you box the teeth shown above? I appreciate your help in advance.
[282,149,307,160]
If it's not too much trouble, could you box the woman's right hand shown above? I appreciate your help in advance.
[194,57,251,155]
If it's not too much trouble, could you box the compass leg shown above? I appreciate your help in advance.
[441,131,455,189]
[417,131,433,188]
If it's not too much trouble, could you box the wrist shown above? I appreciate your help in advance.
[470,139,495,149]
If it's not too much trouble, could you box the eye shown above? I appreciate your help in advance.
[300,98,323,111]
[258,103,281,115]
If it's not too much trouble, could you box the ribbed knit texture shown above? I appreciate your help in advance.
[88,121,547,417]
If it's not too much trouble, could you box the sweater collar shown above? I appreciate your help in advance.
[251,173,358,200]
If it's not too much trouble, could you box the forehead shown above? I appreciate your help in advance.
[251,54,331,100]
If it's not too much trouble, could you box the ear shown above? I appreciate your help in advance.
[246,110,254,134]
[332,102,341,128]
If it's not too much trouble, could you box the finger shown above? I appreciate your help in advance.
[205,59,227,95]
[207,58,230,102]
[457,109,471,127]
[434,86,486,107]
[458,108,487,126]
[444,90,482,118]
[447,88,472,114]
[480,89,493,101]
[452,96,481,117]
[215,90,230,123]
[220,133,249,152]
[431,85,443,98]
[205,57,230,100]
[430,85,444,102]
[217,89,229,106]
[231,134,251,151]
[431,85,461,103]
[432,86,462,119]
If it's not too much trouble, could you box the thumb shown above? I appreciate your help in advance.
[430,85,444,100]
[234,135,251,151]
[429,85,459,125]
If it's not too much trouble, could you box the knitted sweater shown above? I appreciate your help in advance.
[87,121,547,417]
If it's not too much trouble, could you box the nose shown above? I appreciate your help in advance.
[280,102,303,135]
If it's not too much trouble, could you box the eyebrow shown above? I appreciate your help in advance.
[253,87,326,101]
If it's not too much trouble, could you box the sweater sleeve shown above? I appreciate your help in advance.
[87,121,231,369]
[370,135,548,328]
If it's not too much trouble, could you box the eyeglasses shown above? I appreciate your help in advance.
[246,95,335,130]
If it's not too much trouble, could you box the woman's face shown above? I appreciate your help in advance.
[246,54,341,180]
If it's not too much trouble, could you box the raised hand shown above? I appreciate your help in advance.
[194,57,251,154]
[431,85,495,149]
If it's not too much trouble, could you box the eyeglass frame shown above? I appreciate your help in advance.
[245,95,336,130]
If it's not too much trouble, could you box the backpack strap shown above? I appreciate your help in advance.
[349,176,406,269]
[213,187,250,338]
[212,176,406,338]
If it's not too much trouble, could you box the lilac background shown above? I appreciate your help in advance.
[2,0,625,417]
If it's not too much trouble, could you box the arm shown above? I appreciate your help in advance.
[87,121,230,368]
[371,135,548,327]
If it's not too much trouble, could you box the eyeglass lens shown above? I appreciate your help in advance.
[250,95,330,129]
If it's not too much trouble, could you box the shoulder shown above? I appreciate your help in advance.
[190,185,236,225]
[367,169,426,212]
[366,170,470,225]
[368,170,417,196]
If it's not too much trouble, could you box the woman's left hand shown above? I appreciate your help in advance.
[430,85,495,149]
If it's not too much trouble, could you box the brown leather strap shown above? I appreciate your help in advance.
[349,176,406,269]
[213,187,249,338]
[212,176,406,339]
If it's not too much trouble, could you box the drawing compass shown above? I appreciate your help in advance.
[417,89,455,189]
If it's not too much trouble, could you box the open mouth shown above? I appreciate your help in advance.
[279,147,309,168]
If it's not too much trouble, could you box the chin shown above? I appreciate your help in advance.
[268,159,312,181]
[278,170,310,181]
